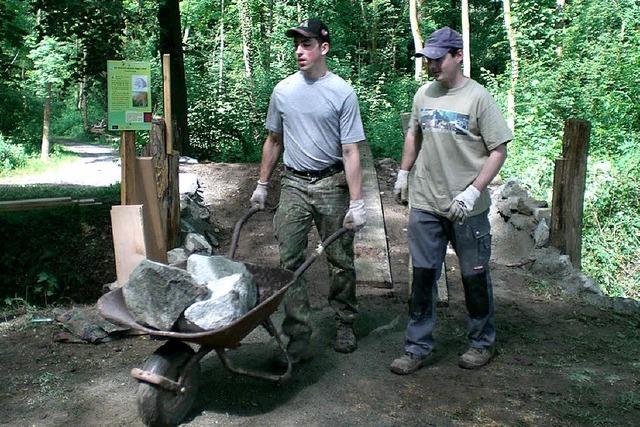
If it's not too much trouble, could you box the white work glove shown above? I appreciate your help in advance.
[250,180,269,210]
[393,169,409,205]
[343,199,366,231]
[446,185,481,224]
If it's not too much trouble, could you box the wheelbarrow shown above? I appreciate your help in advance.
[97,206,348,426]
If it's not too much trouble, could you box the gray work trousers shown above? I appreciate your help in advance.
[405,207,496,357]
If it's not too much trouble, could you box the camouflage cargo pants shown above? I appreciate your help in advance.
[274,170,357,346]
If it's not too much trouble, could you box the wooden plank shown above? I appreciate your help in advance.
[120,131,137,205]
[133,157,168,263]
[111,205,147,286]
[550,119,591,268]
[354,141,392,288]
[162,54,174,155]
[0,197,99,212]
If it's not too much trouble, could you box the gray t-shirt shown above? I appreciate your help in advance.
[266,71,365,171]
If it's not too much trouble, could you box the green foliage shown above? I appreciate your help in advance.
[26,36,74,96]
[0,134,27,172]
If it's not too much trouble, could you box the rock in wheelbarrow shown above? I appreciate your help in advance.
[122,260,209,330]
[178,254,258,331]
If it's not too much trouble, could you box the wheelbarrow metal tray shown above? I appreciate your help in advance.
[97,262,294,349]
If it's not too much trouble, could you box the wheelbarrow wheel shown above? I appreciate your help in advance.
[137,341,200,427]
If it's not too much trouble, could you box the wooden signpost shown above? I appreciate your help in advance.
[111,55,181,284]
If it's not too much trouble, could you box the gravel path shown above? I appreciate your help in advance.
[0,141,120,186]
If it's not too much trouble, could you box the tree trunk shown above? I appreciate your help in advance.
[409,0,423,80]
[503,0,518,130]
[555,0,566,56]
[461,0,471,78]
[158,0,189,155]
[218,0,225,89]
[237,0,253,83]
[41,82,51,161]
[258,0,273,72]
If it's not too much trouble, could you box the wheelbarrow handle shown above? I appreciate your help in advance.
[228,206,261,259]
[293,227,350,281]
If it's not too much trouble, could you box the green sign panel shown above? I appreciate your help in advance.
[107,60,152,131]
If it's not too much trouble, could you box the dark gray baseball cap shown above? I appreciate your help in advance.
[285,18,330,43]
[415,27,463,59]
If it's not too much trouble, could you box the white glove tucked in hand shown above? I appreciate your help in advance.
[446,185,481,224]
[343,199,366,231]
[250,180,269,210]
[393,169,409,205]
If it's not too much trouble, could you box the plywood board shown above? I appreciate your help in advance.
[111,205,147,286]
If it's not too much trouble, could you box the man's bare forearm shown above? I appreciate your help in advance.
[399,129,421,171]
[342,142,363,200]
[472,144,507,191]
[258,132,283,183]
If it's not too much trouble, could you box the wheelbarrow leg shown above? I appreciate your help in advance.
[215,318,292,384]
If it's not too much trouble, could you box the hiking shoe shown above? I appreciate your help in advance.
[271,347,313,369]
[389,352,428,375]
[334,323,357,353]
[458,346,495,369]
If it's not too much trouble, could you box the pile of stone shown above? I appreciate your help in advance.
[122,254,258,332]
[167,173,221,267]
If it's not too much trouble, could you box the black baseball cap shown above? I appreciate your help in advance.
[285,18,330,43]
[415,27,463,59]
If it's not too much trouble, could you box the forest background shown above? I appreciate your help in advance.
[0,0,638,302]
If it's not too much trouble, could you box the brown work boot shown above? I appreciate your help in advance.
[389,352,429,375]
[458,346,495,369]
[334,322,357,353]
[272,340,313,369]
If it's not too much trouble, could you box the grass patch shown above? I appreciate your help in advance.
[0,145,79,178]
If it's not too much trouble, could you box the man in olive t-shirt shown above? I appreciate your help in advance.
[390,27,513,375]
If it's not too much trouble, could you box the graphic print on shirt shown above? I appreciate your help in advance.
[419,108,469,136]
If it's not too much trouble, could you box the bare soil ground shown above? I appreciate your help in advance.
[1,161,639,426]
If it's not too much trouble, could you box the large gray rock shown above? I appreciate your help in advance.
[167,248,189,266]
[187,254,253,284]
[533,218,550,248]
[184,233,213,255]
[183,273,258,330]
[530,247,573,277]
[499,179,528,199]
[122,260,209,330]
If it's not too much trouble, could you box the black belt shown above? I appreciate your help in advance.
[284,162,344,180]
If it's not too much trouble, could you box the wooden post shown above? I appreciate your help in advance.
[550,119,591,268]
[120,131,137,205]
[149,119,180,249]
[162,54,174,155]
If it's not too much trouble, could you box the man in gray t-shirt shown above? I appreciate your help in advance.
[249,19,366,366]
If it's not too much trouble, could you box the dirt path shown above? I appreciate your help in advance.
[0,162,639,426]
[0,141,120,186]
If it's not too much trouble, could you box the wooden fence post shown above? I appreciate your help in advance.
[120,130,137,205]
[148,119,181,250]
[550,119,591,268]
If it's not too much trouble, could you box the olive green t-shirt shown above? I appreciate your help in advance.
[407,78,513,216]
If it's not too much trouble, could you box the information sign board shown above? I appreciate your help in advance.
[107,60,152,131]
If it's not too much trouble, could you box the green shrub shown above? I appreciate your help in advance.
[0,134,28,173]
